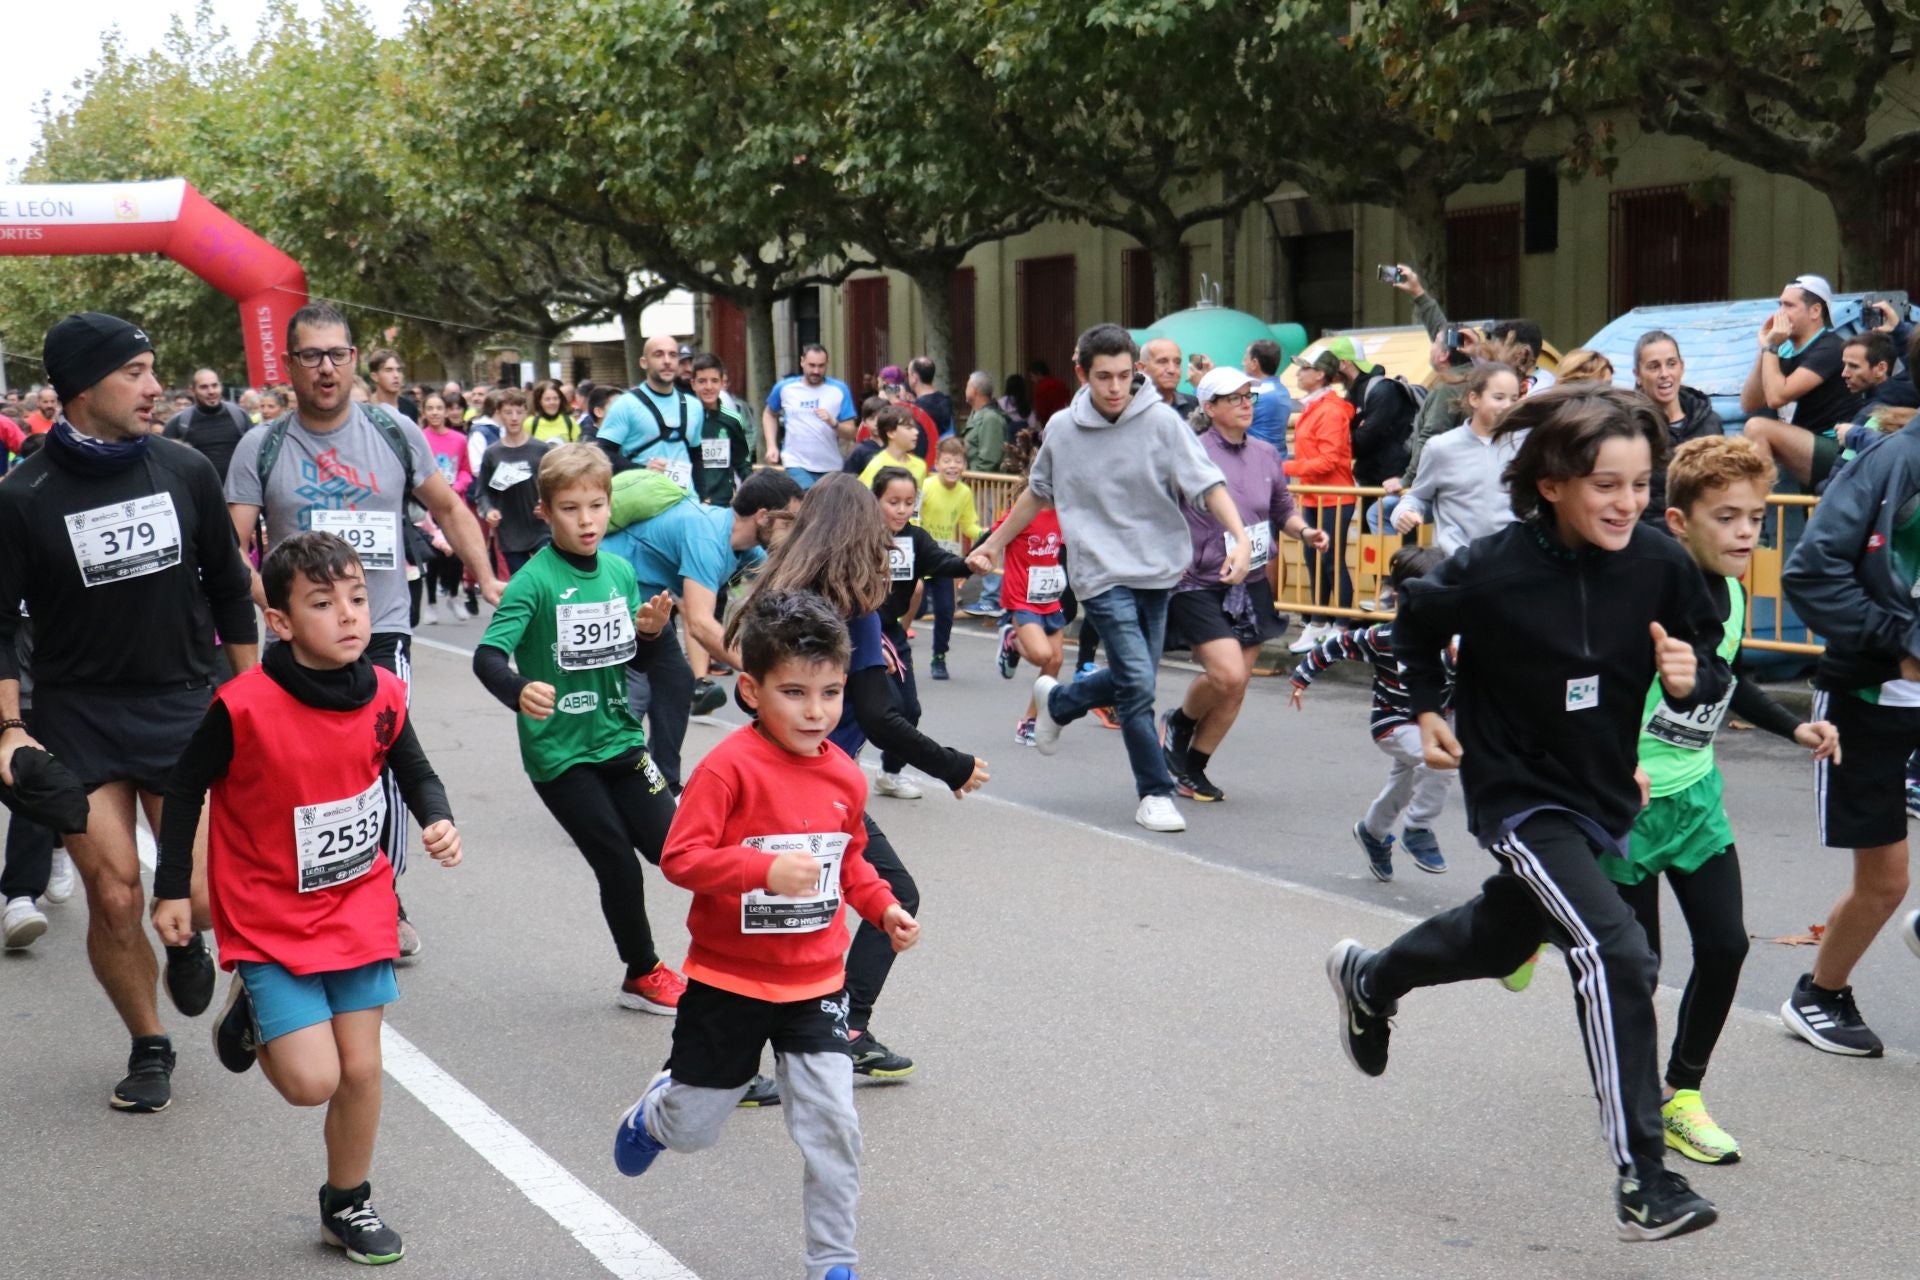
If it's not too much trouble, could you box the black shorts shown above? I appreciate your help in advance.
[1813,689,1920,849]
[1164,578,1282,651]
[666,979,854,1089]
[30,682,211,793]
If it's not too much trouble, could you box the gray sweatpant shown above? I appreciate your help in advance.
[643,1052,862,1279]
[1362,722,1455,837]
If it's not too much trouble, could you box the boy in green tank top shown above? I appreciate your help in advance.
[1602,437,1837,1166]
[473,444,692,1015]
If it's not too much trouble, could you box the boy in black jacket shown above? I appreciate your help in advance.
[1780,408,1920,1057]
[1324,385,1732,1243]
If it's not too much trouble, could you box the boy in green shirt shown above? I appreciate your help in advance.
[472,443,689,1014]
[1601,436,1837,1165]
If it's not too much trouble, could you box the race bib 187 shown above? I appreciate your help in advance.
[66,493,183,588]
[1645,684,1735,751]
[294,777,386,893]
[309,509,398,571]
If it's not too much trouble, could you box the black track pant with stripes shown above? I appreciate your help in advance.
[1366,810,1666,1175]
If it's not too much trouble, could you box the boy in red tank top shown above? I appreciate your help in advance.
[152,532,463,1265]
[613,587,919,1280]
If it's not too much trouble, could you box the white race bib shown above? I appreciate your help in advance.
[1226,523,1272,571]
[1644,684,1736,751]
[740,831,849,933]
[557,597,636,670]
[889,536,915,582]
[489,460,534,492]
[665,459,694,491]
[294,776,386,893]
[1026,563,1066,605]
[65,492,182,588]
[310,509,398,571]
[701,436,731,468]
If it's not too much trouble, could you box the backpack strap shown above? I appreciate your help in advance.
[258,406,416,490]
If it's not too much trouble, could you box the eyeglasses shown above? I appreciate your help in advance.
[1212,392,1255,407]
[291,347,357,369]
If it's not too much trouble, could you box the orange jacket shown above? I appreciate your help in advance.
[1282,392,1357,507]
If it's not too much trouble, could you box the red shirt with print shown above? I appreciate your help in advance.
[998,507,1065,615]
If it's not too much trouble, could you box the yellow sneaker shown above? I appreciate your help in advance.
[1662,1089,1741,1164]
[1499,946,1545,993]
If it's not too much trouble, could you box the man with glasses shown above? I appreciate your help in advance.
[163,368,252,484]
[226,303,501,957]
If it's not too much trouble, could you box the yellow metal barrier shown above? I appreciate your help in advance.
[961,470,1023,531]
[1275,486,1824,656]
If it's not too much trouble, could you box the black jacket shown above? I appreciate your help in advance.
[882,524,972,624]
[1347,369,1417,485]
[1394,517,1731,846]
[1643,386,1725,527]
[1784,417,1920,693]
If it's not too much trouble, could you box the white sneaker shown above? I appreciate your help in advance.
[1031,675,1065,755]
[3,896,48,950]
[1288,623,1332,654]
[423,601,443,625]
[873,772,923,800]
[1134,795,1187,833]
[1904,908,1920,961]
[44,850,76,905]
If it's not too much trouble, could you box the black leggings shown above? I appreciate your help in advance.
[845,814,919,1031]
[0,815,56,901]
[530,748,678,979]
[425,552,462,603]
[878,622,923,777]
[1616,847,1748,1092]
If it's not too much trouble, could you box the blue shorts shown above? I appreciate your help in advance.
[236,959,398,1044]
[1007,609,1064,633]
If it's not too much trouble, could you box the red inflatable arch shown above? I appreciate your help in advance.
[0,180,308,388]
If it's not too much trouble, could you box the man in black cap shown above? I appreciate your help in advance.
[0,311,260,1113]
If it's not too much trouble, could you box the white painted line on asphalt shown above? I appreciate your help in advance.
[379,1024,701,1280]
[412,635,480,658]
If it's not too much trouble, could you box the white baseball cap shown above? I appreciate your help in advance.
[1195,367,1255,402]
[1789,274,1835,313]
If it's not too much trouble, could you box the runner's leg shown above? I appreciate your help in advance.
[1661,850,1748,1090]
[65,782,163,1037]
[531,759,665,979]
[1361,728,1420,838]
[844,816,916,1032]
[1182,638,1252,755]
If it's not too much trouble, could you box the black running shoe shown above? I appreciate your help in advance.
[1159,710,1193,778]
[111,1036,176,1113]
[214,974,258,1074]
[1326,939,1393,1078]
[848,1030,915,1079]
[690,678,728,717]
[320,1182,405,1264]
[163,932,215,1017]
[1174,765,1224,803]
[1615,1167,1718,1242]
[1780,972,1884,1057]
[736,1073,782,1108]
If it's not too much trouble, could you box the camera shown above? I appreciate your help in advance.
[1862,291,1907,320]
[1376,265,1406,285]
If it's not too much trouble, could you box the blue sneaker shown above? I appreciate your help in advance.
[613,1072,671,1176]
[825,1268,858,1279]
[1076,661,1099,679]
[963,597,1000,617]
[930,652,949,681]
[1401,827,1447,874]
[1352,821,1394,882]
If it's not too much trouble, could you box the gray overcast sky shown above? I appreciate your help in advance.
[4,0,409,179]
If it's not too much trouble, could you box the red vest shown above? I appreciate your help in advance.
[208,666,407,975]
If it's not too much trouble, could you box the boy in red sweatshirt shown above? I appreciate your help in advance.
[613,586,918,1280]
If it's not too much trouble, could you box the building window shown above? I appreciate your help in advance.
[1445,204,1521,321]
[1017,255,1077,385]
[1121,247,1194,328]
[1609,184,1732,313]
[790,286,822,357]
[1883,164,1920,298]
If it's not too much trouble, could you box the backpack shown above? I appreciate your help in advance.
[256,404,416,490]
[1365,374,1428,415]
[607,468,696,533]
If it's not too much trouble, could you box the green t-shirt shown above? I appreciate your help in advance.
[480,545,648,782]
[1638,575,1743,798]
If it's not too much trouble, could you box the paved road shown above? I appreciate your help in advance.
[3,613,1917,1279]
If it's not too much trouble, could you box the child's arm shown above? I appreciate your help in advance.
[1655,561,1733,709]
[472,575,540,712]
[959,487,984,544]
[658,769,783,895]
[388,718,461,866]
[150,702,236,944]
[1393,552,1473,723]
[474,451,501,524]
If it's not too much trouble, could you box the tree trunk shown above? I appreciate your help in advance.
[744,293,778,411]
[617,297,645,386]
[1826,184,1889,292]
[1220,204,1242,311]
[908,262,958,393]
[528,335,554,382]
[418,322,477,387]
[1151,228,1188,320]
[1399,172,1450,315]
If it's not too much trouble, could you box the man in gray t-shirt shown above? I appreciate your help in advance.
[225,303,501,955]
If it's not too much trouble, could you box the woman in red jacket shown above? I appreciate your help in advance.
[1284,349,1357,652]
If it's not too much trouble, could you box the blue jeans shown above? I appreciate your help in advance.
[1366,494,1401,533]
[785,467,831,491]
[928,577,955,654]
[1045,586,1174,798]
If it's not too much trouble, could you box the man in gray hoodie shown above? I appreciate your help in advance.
[969,323,1251,833]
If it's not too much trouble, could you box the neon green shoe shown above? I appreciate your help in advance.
[1500,946,1545,993]
[1662,1089,1741,1165]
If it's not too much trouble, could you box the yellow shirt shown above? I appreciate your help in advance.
[528,413,579,443]
[918,476,982,547]
[859,450,927,490]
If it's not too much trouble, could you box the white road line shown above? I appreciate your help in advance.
[379,1024,701,1280]
[412,634,481,658]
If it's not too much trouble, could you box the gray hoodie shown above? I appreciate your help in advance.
[1029,376,1226,600]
